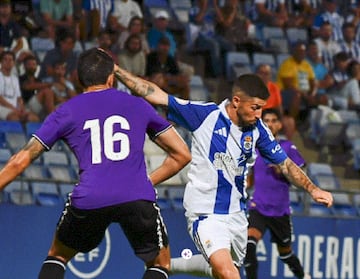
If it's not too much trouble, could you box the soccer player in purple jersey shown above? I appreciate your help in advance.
[0,48,191,279]
[244,108,311,279]
[114,66,334,279]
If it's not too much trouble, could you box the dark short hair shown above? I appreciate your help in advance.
[232,74,269,100]
[0,50,15,62]
[77,48,114,88]
[262,108,282,120]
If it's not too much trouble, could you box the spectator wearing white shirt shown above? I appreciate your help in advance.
[108,0,143,33]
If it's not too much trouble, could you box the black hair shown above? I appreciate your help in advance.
[346,59,360,77]
[0,50,15,62]
[232,74,269,100]
[124,34,142,50]
[77,48,114,88]
[262,108,282,120]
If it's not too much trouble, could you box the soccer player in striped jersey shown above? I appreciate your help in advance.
[114,66,334,279]
[0,48,191,279]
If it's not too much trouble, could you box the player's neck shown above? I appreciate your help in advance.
[84,85,110,93]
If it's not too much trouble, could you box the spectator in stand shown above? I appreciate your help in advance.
[277,41,317,122]
[306,40,332,104]
[19,55,55,120]
[117,15,150,54]
[39,0,73,40]
[339,22,360,61]
[250,0,288,28]
[329,59,360,111]
[108,0,143,33]
[314,21,341,70]
[286,0,322,29]
[43,60,77,106]
[325,51,352,106]
[39,27,79,89]
[147,10,177,57]
[187,0,236,77]
[0,51,39,122]
[97,29,118,64]
[146,36,190,99]
[256,64,296,140]
[78,0,114,42]
[10,0,40,37]
[118,34,146,77]
[312,0,344,41]
[0,0,30,63]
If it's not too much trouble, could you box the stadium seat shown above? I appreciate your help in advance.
[42,150,69,166]
[275,53,290,68]
[5,132,27,153]
[25,122,42,139]
[155,186,172,210]
[59,183,75,201]
[331,192,357,217]
[352,139,360,170]
[0,148,12,163]
[267,37,289,54]
[308,201,333,217]
[0,121,24,148]
[289,190,304,215]
[260,26,285,47]
[167,186,185,211]
[168,0,192,9]
[31,181,63,206]
[306,163,340,190]
[22,164,48,180]
[47,165,76,183]
[225,51,252,81]
[286,28,308,45]
[353,193,360,216]
[252,52,276,69]
[3,181,34,205]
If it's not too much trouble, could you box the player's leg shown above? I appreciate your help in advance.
[120,201,170,279]
[38,202,110,279]
[187,212,245,279]
[271,215,307,279]
[244,210,266,279]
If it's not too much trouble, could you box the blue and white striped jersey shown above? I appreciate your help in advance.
[167,96,288,215]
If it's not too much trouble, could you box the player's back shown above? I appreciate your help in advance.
[35,88,170,209]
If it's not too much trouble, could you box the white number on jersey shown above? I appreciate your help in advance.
[83,115,130,164]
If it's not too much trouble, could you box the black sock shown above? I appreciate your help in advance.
[279,251,305,279]
[142,266,169,279]
[38,256,66,279]
[244,237,258,279]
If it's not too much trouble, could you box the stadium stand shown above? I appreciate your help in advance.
[31,181,63,206]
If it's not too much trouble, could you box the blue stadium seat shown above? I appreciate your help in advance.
[25,122,42,139]
[331,192,357,217]
[252,52,276,69]
[22,164,48,180]
[167,186,185,211]
[289,190,304,215]
[5,132,27,153]
[225,51,252,81]
[155,187,172,210]
[42,150,69,166]
[308,202,333,217]
[59,183,75,201]
[3,181,34,205]
[0,148,12,164]
[47,165,76,183]
[306,163,340,190]
[31,181,63,206]
[0,121,24,148]
[286,28,308,45]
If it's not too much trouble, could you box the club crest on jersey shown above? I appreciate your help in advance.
[243,136,252,150]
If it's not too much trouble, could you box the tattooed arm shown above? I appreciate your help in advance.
[278,157,334,207]
[0,138,45,191]
[114,65,170,106]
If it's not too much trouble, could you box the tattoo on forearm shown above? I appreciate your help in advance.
[23,139,42,162]
[114,70,155,97]
[280,159,316,193]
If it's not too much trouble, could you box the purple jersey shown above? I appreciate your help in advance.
[34,88,171,209]
[249,139,305,216]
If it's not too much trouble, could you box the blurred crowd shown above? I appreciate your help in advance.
[0,0,360,142]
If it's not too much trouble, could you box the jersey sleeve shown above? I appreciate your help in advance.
[142,99,172,140]
[167,95,218,131]
[33,104,72,150]
[256,119,288,165]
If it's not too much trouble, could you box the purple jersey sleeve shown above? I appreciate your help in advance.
[34,89,171,209]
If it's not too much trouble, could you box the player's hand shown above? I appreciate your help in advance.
[310,188,333,207]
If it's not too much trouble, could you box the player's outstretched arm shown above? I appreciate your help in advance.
[149,127,191,186]
[114,65,169,106]
[0,138,45,191]
[278,157,334,207]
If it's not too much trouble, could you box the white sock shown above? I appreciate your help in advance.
[171,254,213,277]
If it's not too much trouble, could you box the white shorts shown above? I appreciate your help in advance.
[27,95,43,115]
[0,105,13,120]
[186,211,248,267]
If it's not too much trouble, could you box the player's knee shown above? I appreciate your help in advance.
[142,266,169,279]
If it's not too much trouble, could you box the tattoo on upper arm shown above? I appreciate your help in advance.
[114,70,155,97]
